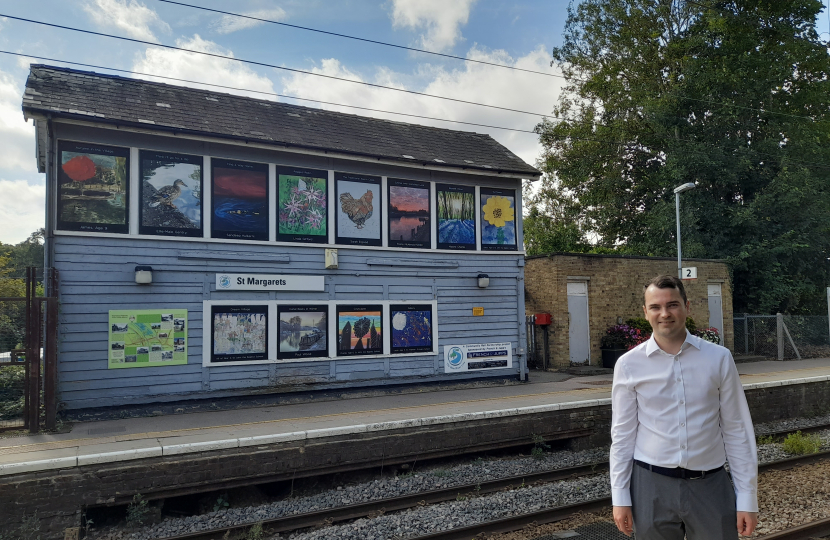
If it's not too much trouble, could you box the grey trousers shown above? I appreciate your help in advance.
[631,464,738,540]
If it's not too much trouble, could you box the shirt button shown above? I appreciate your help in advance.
[681,423,685,427]
[676,378,681,382]
[680,400,685,404]
[675,357,679,361]
[681,444,686,449]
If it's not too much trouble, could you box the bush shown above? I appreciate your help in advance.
[695,327,720,343]
[625,317,652,334]
[782,431,821,455]
[601,324,649,350]
[685,317,697,333]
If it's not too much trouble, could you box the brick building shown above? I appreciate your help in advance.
[524,253,733,368]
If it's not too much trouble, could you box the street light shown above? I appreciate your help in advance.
[673,182,697,279]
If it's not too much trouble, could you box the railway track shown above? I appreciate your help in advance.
[153,446,830,540]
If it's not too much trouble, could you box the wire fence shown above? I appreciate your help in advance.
[0,289,27,429]
[733,314,830,360]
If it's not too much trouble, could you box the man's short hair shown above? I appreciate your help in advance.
[643,275,688,305]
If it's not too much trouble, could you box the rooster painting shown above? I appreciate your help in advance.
[339,189,374,229]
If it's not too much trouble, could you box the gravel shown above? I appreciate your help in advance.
[88,416,830,540]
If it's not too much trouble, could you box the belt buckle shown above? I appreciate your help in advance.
[688,471,705,480]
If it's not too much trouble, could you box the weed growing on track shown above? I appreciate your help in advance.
[126,493,150,527]
[782,431,821,455]
[756,434,775,445]
[246,522,263,540]
[214,493,230,512]
[531,434,551,459]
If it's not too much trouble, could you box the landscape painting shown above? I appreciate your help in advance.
[335,172,382,246]
[337,305,383,356]
[58,142,129,233]
[277,166,328,243]
[436,183,476,250]
[388,178,430,249]
[390,304,434,354]
[211,305,268,363]
[212,159,269,241]
[139,151,203,237]
[480,187,517,251]
[278,305,328,360]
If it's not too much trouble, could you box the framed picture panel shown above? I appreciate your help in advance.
[388,178,431,249]
[335,172,382,246]
[57,141,130,233]
[436,183,476,250]
[211,158,269,241]
[276,166,328,243]
[108,309,187,369]
[139,150,203,237]
[277,304,329,360]
[480,187,517,251]
[211,304,269,363]
[336,304,383,356]
[390,304,434,354]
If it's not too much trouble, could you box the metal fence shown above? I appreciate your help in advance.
[733,313,830,360]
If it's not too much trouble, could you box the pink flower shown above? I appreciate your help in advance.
[284,195,303,218]
[305,208,323,229]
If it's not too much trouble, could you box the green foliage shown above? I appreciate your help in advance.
[531,433,551,459]
[782,431,821,455]
[246,523,264,540]
[0,511,43,540]
[0,365,25,420]
[625,318,652,334]
[685,317,697,334]
[532,0,830,314]
[126,493,150,528]
[213,493,230,512]
[756,434,775,445]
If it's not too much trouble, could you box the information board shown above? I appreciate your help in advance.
[444,342,512,372]
[109,309,188,369]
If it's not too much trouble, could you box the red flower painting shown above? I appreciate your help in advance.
[62,155,97,182]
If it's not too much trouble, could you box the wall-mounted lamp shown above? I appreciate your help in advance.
[135,265,153,285]
[325,248,338,269]
[477,273,490,288]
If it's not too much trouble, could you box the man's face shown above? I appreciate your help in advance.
[643,285,690,343]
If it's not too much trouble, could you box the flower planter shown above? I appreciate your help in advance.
[601,348,628,369]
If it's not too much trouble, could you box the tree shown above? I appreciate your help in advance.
[532,0,830,313]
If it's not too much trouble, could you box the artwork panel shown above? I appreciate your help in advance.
[390,304,434,354]
[335,172,382,246]
[211,159,269,241]
[436,183,476,250]
[479,187,517,251]
[336,304,383,356]
[277,304,329,360]
[139,151,203,237]
[277,166,328,243]
[211,304,269,363]
[388,178,431,249]
[58,141,130,234]
[108,309,187,369]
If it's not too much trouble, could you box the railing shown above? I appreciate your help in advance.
[733,313,830,360]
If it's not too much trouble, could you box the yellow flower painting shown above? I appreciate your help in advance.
[480,191,516,247]
[482,196,515,227]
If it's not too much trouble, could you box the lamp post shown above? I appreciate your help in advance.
[673,182,696,279]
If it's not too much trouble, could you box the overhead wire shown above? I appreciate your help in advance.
[155,0,564,79]
[0,51,537,134]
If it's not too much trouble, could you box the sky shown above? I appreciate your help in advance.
[0,0,828,245]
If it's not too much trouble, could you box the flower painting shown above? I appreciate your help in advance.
[277,167,328,243]
[480,188,517,250]
[58,142,130,233]
[140,151,203,237]
[390,304,434,354]
[436,183,475,250]
[337,305,383,356]
[212,159,269,241]
[335,172,382,246]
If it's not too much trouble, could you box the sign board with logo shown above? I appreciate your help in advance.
[216,273,324,292]
[444,342,512,372]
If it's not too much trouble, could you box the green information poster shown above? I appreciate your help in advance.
[109,309,188,369]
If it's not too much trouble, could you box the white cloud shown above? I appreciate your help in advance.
[133,35,276,97]
[280,46,561,169]
[0,70,36,172]
[389,0,477,52]
[83,0,171,42]
[0,179,45,245]
[212,8,287,35]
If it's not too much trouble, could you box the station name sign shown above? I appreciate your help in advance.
[216,273,325,291]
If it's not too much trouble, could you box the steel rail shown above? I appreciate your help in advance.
[755,517,830,540]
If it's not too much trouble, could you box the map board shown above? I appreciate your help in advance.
[109,309,188,369]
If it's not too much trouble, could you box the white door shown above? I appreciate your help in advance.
[708,284,724,344]
[567,281,590,364]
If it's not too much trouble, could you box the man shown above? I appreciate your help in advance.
[610,275,758,539]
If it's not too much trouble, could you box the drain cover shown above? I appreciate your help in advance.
[533,521,632,540]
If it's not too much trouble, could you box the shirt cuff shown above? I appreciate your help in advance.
[611,488,632,507]
[735,491,758,513]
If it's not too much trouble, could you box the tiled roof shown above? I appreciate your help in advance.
[22,65,540,177]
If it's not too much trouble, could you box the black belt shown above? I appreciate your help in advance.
[635,459,724,480]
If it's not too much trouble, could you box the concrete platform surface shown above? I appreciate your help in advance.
[1,358,829,475]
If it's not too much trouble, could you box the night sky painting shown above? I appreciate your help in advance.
[212,159,269,241]
[390,304,434,354]
[388,178,431,249]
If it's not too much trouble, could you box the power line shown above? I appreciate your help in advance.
[0,13,554,119]
[1,51,537,134]
[156,0,563,79]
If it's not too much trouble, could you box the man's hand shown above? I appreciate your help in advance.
[737,511,758,536]
[613,506,634,537]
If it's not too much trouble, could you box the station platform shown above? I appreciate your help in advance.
[3,358,830,476]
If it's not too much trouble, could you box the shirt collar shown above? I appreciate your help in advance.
[645,329,702,356]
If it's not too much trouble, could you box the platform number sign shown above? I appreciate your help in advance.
[682,267,697,280]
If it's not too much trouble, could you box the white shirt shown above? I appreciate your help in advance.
[610,330,758,512]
